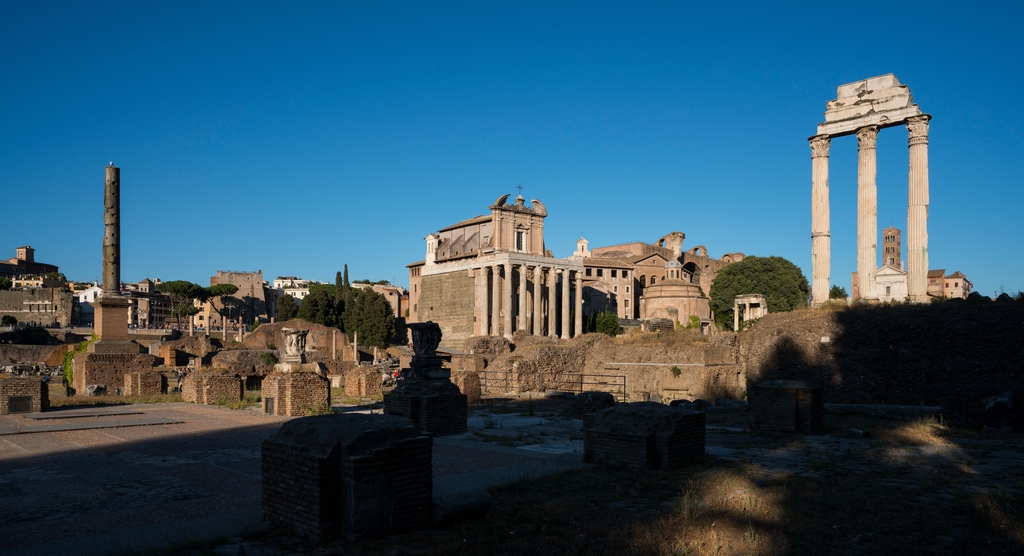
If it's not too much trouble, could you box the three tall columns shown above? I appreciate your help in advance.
[809,116,930,305]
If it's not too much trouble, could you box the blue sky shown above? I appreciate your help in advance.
[2,1,1022,295]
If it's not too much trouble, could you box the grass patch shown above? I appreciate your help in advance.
[49,391,183,408]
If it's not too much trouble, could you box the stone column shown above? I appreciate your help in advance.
[907,115,931,303]
[518,264,528,332]
[480,267,491,336]
[473,268,485,336]
[491,264,501,336]
[533,266,543,336]
[810,135,831,305]
[560,269,570,340]
[574,272,583,338]
[734,298,740,331]
[547,267,557,338]
[857,125,879,301]
[102,164,121,296]
[503,263,513,339]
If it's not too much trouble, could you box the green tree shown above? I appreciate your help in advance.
[343,288,395,348]
[298,284,343,328]
[205,283,239,329]
[277,294,298,321]
[0,277,12,290]
[708,256,810,330]
[157,280,207,329]
[594,310,621,337]
[343,264,350,288]
[829,285,849,300]
[335,271,344,303]
[2,315,17,326]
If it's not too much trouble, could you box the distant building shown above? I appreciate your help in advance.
[352,283,409,318]
[0,246,59,278]
[193,270,277,329]
[272,276,324,301]
[851,227,971,302]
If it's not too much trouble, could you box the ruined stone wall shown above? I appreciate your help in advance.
[123,371,166,396]
[418,273,475,347]
[451,370,482,405]
[344,368,383,398]
[0,288,73,327]
[182,373,243,405]
[0,376,48,414]
[74,353,158,394]
[262,372,330,416]
[0,345,60,366]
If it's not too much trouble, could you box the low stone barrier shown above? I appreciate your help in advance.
[751,379,823,433]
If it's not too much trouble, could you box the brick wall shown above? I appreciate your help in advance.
[751,380,824,433]
[344,368,383,398]
[0,376,48,414]
[0,288,73,327]
[123,371,166,396]
[384,380,468,436]
[451,370,481,405]
[261,414,432,542]
[418,272,476,347]
[261,372,330,417]
[181,373,243,405]
[74,352,158,395]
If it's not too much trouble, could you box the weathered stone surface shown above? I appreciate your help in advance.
[181,372,242,405]
[384,379,468,436]
[262,369,330,417]
[584,402,704,469]
[0,376,48,414]
[570,391,616,414]
[751,379,824,434]
[261,414,432,542]
[451,370,481,405]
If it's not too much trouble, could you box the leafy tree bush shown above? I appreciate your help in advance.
[277,294,298,321]
[708,255,810,330]
[157,280,207,329]
[343,287,396,348]
[297,284,344,328]
[594,310,621,337]
[1,315,16,326]
[829,285,849,300]
[0,277,12,290]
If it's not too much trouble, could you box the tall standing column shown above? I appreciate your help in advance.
[503,263,513,339]
[574,271,583,338]
[560,270,570,340]
[907,115,931,303]
[533,266,543,335]
[491,264,501,336]
[517,265,528,332]
[480,267,491,336]
[103,164,121,295]
[857,125,879,301]
[474,268,486,336]
[809,135,831,305]
[547,268,557,338]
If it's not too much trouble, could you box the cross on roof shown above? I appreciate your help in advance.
[517,184,523,196]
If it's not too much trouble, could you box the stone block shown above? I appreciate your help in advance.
[181,373,243,405]
[751,379,824,434]
[344,367,383,398]
[384,379,467,436]
[583,402,704,469]
[123,371,166,396]
[261,414,432,542]
[262,370,331,417]
[0,376,49,414]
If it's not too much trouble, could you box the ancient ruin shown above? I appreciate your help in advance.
[751,379,824,434]
[0,375,49,414]
[810,74,931,305]
[733,293,767,330]
[383,322,468,435]
[584,402,705,469]
[261,413,433,542]
[261,328,330,416]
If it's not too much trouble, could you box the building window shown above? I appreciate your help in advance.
[886,286,891,295]
[626,286,630,293]
[516,231,524,251]
[597,269,603,277]
[586,268,592,276]
[640,276,646,287]
[625,300,629,307]
[613,285,618,293]
[650,277,656,285]
[611,270,617,278]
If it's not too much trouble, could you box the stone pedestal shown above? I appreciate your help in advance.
[751,379,824,433]
[94,296,131,343]
[261,414,432,542]
[262,362,330,416]
[0,376,49,414]
[384,379,468,436]
[583,402,704,469]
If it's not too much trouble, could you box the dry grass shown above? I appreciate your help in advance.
[614,328,710,347]
[873,416,953,447]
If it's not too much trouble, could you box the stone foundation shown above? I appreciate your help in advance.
[583,402,704,469]
[384,380,468,436]
[451,371,482,405]
[181,373,243,405]
[0,376,49,414]
[261,414,432,542]
[751,379,824,433]
[123,371,166,396]
[344,367,383,398]
[74,351,158,395]
[262,371,331,417]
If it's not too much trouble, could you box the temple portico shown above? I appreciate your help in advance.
[810,74,931,305]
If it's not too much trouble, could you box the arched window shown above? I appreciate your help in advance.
[640,276,646,287]
[650,277,656,285]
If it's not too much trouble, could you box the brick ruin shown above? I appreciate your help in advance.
[182,372,243,405]
[451,370,481,405]
[74,351,159,395]
[751,379,824,433]
[344,367,384,398]
[584,402,705,469]
[384,322,467,436]
[261,413,432,542]
[262,371,330,416]
[0,376,49,414]
[123,371,166,396]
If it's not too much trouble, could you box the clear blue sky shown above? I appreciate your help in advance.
[2,1,1022,295]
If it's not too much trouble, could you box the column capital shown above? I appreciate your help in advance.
[809,135,831,158]
[856,125,879,150]
[907,115,931,146]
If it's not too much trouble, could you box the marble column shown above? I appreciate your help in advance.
[857,125,879,301]
[491,264,501,336]
[810,135,831,305]
[503,263,513,339]
[560,270,570,340]
[907,115,931,303]
[574,272,583,338]
[518,265,528,332]
[476,268,488,336]
[533,266,543,336]
[547,267,558,338]
[102,164,121,296]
